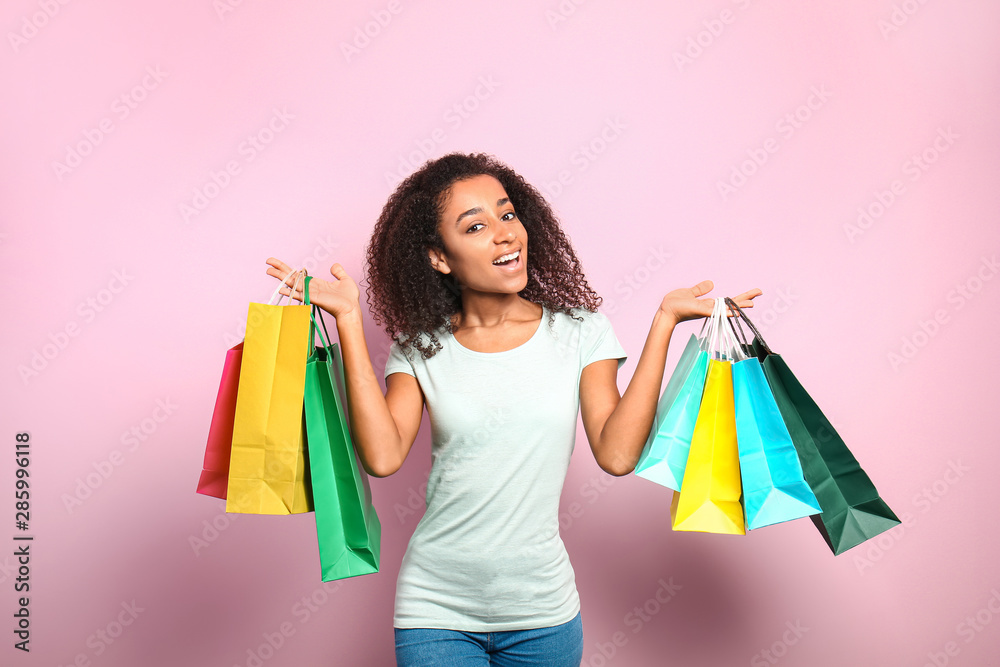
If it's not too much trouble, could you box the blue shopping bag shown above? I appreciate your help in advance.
[727,299,821,530]
[635,334,710,491]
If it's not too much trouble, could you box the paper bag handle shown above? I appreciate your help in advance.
[267,268,306,306]
[303,276,334,351]
[724,296,772,355]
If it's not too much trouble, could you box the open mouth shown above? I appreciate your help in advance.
[492,250,522,270]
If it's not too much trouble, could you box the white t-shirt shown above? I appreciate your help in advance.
[383,305,627,631]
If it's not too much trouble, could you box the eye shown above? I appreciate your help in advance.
[501,211,517,221]
[466,222,485,233]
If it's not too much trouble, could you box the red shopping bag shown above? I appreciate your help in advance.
[196,342,243,499]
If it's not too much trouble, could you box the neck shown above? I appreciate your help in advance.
[455,291,537,329]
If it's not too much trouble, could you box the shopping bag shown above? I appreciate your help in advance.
[196,342,243,499]
[302,277,381,581]
[671,299,745,535]
[725,298,822,530]
[740,305,900,554]
[226,270,314,515]
[732,358,823,529]
[634,333,709,491]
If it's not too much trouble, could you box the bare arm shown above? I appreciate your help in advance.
[580,281,761,476]
[335,308,424,477]
[266,258,423,477]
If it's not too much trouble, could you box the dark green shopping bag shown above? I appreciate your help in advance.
[748,332,899,555]
[303,277,381,580]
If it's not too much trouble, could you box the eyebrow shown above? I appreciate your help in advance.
[455,198,511,227]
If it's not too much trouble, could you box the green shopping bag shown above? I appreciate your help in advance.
[302,277,381,581]
[744,313,899,555]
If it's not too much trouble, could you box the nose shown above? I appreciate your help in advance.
[494,224,515,243]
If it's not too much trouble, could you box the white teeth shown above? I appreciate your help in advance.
[492,250,520,265]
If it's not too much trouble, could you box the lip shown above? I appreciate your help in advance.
[492,248,523,272]
[492,247,522,263]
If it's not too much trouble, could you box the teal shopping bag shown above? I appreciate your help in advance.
[302,277,381,581]
[732,356,821,530]
[635,333,709,491]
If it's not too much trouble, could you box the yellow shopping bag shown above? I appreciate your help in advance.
[226,272,314,515]
[670,300,746,535]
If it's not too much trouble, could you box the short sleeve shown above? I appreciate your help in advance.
[580,311,627,370]
[384,340,416,379]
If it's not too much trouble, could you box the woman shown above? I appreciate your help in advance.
[267,153,761,666]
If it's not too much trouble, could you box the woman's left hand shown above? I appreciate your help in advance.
[657,280,762,325]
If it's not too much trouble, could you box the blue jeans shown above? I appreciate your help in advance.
[394,612,583,666]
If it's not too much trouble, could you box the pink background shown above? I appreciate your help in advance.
[3,1,999,665]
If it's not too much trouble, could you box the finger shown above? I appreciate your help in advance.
[330,263,348,280]
[279,285,304,303]
[290,269,307,295]
[731,288,763,308]
[690,279,714,298]
[266,268,300,287]
[266,261,302,288]
[267,269,301,286]
[699,300,718,318]
[266,257,294,276]
[722,297,744,317]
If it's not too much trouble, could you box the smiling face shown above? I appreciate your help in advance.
[428,174,529,295]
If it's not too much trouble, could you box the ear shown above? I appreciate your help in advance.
[427,247,451,275]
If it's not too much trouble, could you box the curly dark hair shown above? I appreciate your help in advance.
[364,152,603,359]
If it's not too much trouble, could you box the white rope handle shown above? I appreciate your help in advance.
[267,268,306,306]
[699,297,745,361]
[709,297,724,359]
[700,297,718,352]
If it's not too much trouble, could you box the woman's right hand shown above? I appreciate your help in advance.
[268,257,422,478]
[265,257,361,319]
